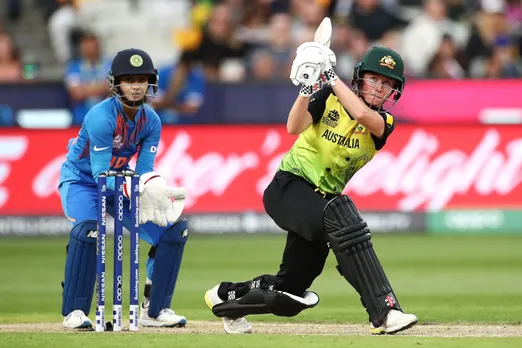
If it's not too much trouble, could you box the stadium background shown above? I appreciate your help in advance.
[0,0,521,344]
[1,0,521,235]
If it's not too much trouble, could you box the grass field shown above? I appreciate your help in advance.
[1,233,521,347]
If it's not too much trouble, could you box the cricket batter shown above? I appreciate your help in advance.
[59,48,189,329]
[204,43,418,334]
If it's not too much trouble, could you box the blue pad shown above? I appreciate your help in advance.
[148,219,188,318]
[62,221,98,316]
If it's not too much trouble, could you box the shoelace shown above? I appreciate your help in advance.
[160,308,176,315]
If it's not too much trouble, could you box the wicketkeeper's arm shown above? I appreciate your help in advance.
[87,112,116,190]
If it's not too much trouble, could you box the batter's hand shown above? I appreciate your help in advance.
[290,42,336,86]
[299,74,327,97]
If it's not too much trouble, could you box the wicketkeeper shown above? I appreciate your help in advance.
[59,48,188,329]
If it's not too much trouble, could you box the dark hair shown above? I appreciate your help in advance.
[80,31,99,42]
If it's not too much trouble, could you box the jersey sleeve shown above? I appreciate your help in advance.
[307,86,333,124]
[372,112,395,150]
[135,112,161,175]
[86,107,116,189]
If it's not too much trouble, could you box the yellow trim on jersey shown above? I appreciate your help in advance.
[386,113,394,126]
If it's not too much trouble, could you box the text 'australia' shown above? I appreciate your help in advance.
[321,130,360,149]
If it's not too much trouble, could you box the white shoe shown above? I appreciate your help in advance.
[62,309,93,330]
[205,284,252,334]
[370,309,418,335]
[139,304,187,327]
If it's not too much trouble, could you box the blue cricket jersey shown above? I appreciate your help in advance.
[63,97,161,190]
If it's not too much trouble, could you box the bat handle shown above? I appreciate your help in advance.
[302,66,314,81]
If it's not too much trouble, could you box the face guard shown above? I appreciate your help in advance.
[352,74,403,112]
[351,46,406,112]
[108,75,158,109]
[107,48,159,109]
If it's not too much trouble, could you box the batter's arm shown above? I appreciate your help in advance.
[330,79,386,137]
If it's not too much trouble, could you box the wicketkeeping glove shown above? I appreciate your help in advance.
[124,172,186,227]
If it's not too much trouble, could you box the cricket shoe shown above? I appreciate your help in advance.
[62,309,93,330]
[205,284,252,334]
[370,309,418,335]
[139,304,187,327]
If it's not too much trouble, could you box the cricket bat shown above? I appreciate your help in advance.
[302,17,332,81]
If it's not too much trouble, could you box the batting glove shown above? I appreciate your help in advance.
[299,74,327,97]
[290,42,337,86]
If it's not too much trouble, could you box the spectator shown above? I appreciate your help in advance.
[188,2,248,80]
[400,0,459,77]
[445,0,471,21]
[155,63,206,124]
[375,28,402,52]
[464,0,509,77]
[48,0,79,63]
[38,0,61,21]
[336,28,369,79]
[155,3,248,109]
[347,0,407,42]
[247,12,294,80]
[236,0,273,47]
[249,49,278,80]
[484,35,521,78]
[329,22,354,79]
[330,0,401,20]
[6,0,21,22]
[0,33,22,82]
[506,0,522,30]
[64,32,111,125]
[426,33,466,79]
[292,0,328,44]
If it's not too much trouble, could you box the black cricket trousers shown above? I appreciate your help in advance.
[262,170,339,296]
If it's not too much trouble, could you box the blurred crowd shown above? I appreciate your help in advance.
[1,0,522,126]
[0,0,521,82]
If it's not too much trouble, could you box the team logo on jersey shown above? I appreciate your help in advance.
[113,135,123,149]
[130,54,144,67]
[322,110,340,128]
[353,124,367,134]
[379,55,396,70]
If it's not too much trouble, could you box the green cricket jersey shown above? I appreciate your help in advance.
[279,86,395,195]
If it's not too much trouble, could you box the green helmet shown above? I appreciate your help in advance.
[352,46,406,105]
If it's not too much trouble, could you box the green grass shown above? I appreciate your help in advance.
[1,233,521,347]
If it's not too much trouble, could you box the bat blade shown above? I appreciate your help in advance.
[302,17,332,80]
[314,17,332,48]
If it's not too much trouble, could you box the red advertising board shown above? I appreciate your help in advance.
[0,125,521,215]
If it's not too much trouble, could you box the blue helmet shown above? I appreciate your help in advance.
[107,48,158,106]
